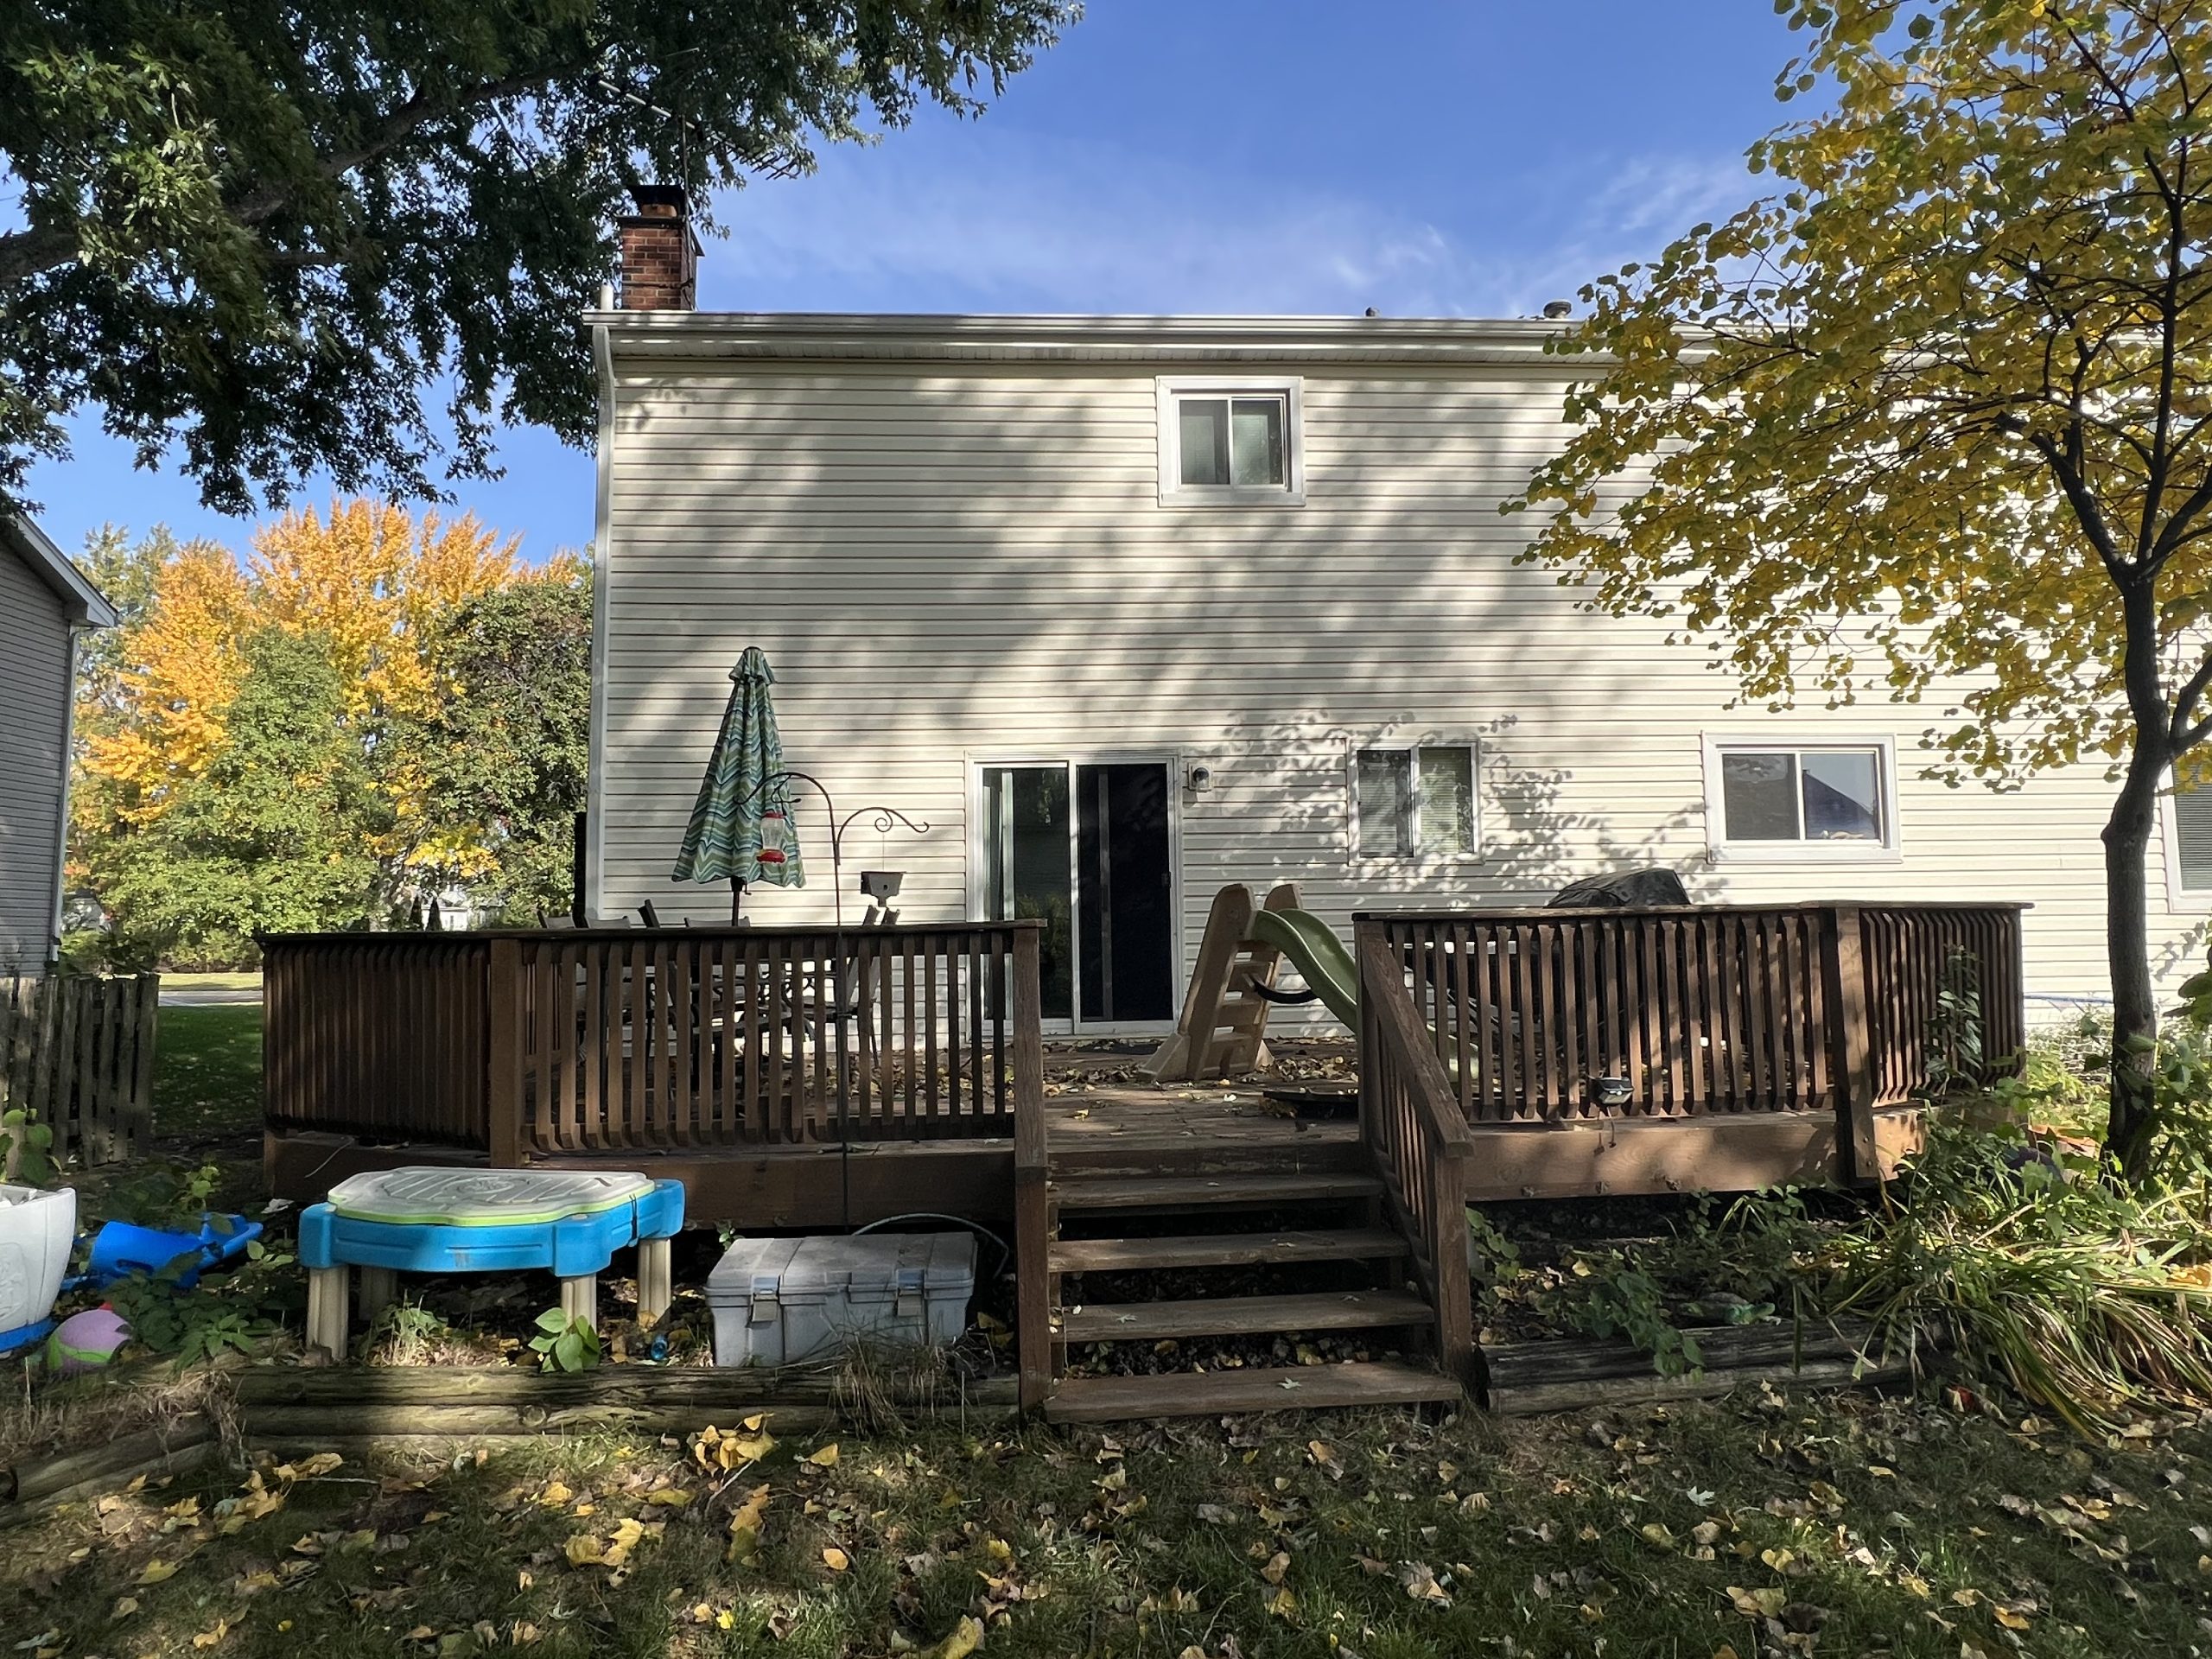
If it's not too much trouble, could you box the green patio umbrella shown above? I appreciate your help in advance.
[673,647,805,920]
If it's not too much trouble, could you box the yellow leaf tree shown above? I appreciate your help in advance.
[1509,0,2212,1175]
[79,539,252,823]
[250,500,521,893]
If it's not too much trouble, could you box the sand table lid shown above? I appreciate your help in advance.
[327,1168,653,1227]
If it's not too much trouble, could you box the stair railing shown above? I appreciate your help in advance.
[1010,923,1053,1413]
[1354,921,1477,1393]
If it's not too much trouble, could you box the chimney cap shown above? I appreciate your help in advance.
[1541,299,1573,320]
[629,181,690,218]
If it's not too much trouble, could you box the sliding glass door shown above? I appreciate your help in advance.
[979,760,1175,1029]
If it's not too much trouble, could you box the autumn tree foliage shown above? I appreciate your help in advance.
[0,1,1067,515]
[73,502,589,966]
[1510,0,2212,1176]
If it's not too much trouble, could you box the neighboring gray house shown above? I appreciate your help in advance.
[0,518,116,976]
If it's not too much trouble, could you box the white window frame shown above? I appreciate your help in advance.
[1156,376,1306,506]
[1700,734,1902,862]
[2159,767,2212,912]
[1347,741,1482,866]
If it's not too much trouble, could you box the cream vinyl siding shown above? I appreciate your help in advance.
[0,545,71,974]
[594,341,2207,1023]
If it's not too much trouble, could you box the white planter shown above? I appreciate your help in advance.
[0,1184,76,1334]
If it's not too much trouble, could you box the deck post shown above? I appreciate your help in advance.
[487,936,525,1167]
[1011,923,1052,1414]
[1819,906,1879,1182]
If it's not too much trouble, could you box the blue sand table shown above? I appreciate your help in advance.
[298,1169,684,1356]
[0,1317,54,1359]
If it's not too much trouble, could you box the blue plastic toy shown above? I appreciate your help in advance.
[79,1213,263,1292]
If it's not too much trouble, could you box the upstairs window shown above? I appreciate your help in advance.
[1158,378,1304,504]
[1355,745,1477,859]
[1704,737,1898,858]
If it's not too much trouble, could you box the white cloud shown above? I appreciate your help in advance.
[699,130,1759,320]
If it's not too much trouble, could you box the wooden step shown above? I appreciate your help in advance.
[1061,1288,1433,1344]
[1050,1228,1408,1274]
[1044,1129,1366,1180]
[1050,1172,1382,1212]
[1043,1360,1462,1422]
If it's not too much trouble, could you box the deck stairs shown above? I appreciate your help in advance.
[1037,1127,1461,1421]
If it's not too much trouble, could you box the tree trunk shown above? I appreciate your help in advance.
[2104,728,2167,1181]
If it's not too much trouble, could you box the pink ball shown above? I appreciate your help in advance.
[47,1306,132,1375]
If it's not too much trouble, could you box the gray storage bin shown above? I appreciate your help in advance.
[706,1232,976,1367]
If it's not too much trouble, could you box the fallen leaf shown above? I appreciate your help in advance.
[918,1615,985,1659]
[805,1445,841,1467]
[1727,1586,1787,1618]
[727,1484,772,1565]
[823,1546,851,1572]
[190,1618,230,1649]
[1260,1550,1291,1586]
[646,1488,693,1509]
[564,1535,606,1567]
[136,1560,180,1586]
[110,1598,139,1621]
[1266,1585,1298,1619]
[1994,1607,2033,1631]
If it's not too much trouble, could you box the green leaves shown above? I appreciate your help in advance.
[529,1308,603,1374]
[0,2,1070,515]
[0,1105,55,1186]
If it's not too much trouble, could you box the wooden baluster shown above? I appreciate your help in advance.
[487,937,524,1166]
[1011,925,1050,1413]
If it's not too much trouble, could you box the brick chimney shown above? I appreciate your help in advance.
[617,184,699,311]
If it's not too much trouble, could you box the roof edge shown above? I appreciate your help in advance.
[583,309,1604,368]
[4,516,119,627]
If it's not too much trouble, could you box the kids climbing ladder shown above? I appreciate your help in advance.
[1144,882,1304,1082]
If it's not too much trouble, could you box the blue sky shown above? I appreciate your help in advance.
[26,0,1806,565]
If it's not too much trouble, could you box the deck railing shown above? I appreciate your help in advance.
[1353,924,1476,1389]
[1358,900,2026,1179]
[264,923,1045,1157]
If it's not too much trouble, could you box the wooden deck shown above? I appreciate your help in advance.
[265,1044,1923,1222]
[258,904,2015,1419]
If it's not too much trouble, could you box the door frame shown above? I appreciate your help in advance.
[965,750,1185,1039]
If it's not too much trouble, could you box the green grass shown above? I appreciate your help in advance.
[152,1002,264,1141]
[4,1390,2211,1658]
[160,971,266,993]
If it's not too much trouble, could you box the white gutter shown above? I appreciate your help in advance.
[586,294,617,923]
[580,309,1605,369]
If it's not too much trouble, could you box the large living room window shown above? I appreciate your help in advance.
[1157,378,1304,505]
[1704,736,1898,858]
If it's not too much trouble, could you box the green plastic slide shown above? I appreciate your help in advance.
[1248,908,1360,1029]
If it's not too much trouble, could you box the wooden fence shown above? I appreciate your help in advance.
[0,974,158,1166]
[264,924,1042,1158]
[1359,901,2026,1177]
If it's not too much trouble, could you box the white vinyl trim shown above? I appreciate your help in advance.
[1154,376,1306,506]
[1700,734,1903,863]
[585,314,616,921]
